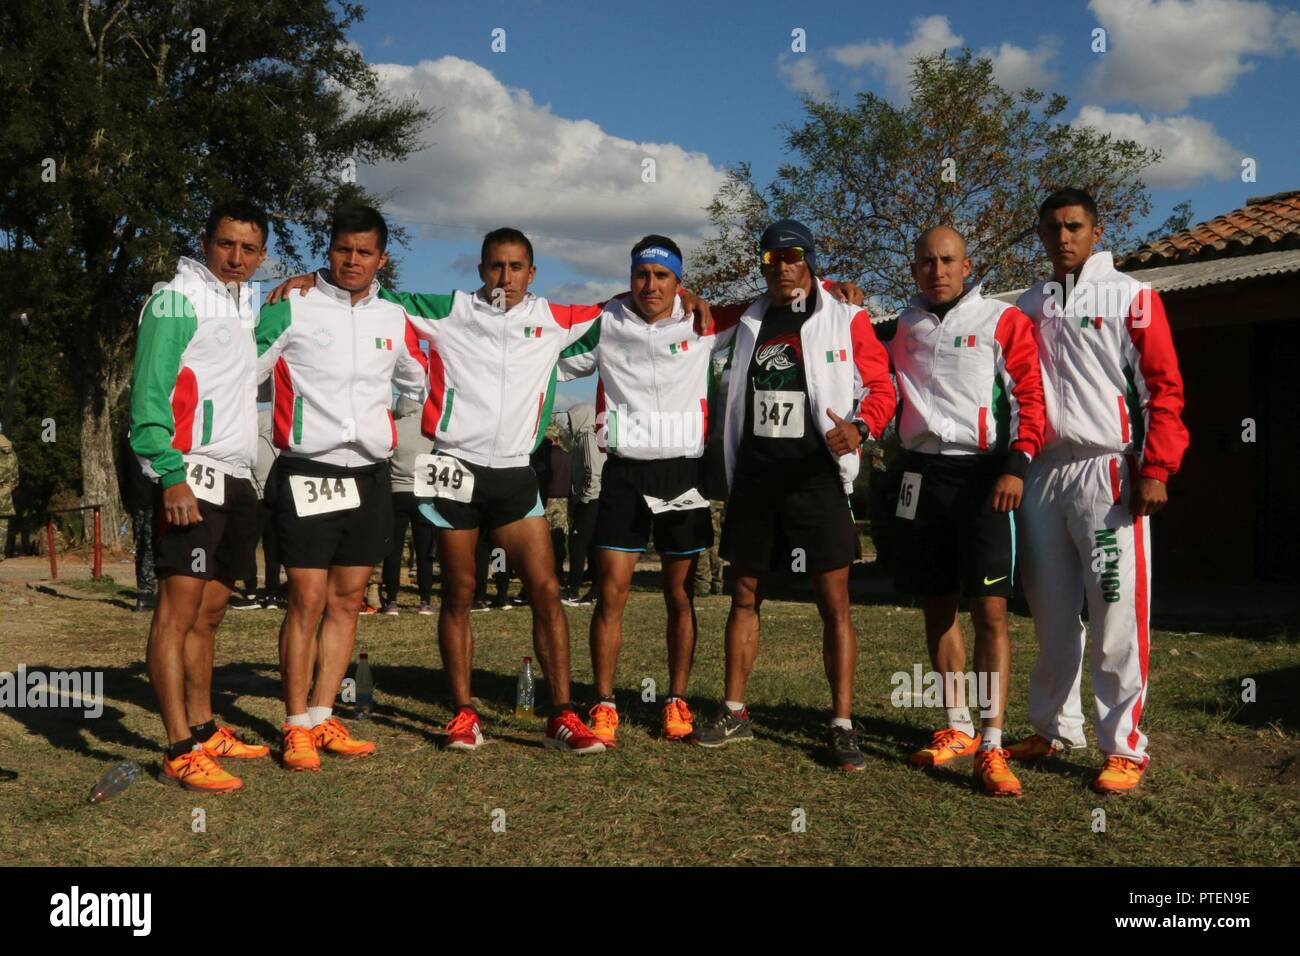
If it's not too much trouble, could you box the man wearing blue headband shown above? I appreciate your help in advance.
[557,235,735,746]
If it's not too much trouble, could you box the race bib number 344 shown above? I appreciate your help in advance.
[414,454,475,503]
[289,475,361,517]
[753,390,805,438]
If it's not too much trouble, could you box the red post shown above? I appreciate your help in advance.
[92,506,102,581]
[45,517,57,582]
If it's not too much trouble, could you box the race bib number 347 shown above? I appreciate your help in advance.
[753,390,805,438]
[289,475,361,517]
[414,453,475,503]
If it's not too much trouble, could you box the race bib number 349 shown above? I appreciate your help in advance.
[414,453,475,503]
[289,475,361,517]
[753,390,805,438]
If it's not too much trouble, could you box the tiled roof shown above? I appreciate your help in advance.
[1116,190,1300,268]
[1122,248,1300,296]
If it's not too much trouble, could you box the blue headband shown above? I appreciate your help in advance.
[631,246,682,279]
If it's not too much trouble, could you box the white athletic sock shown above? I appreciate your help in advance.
[830,717,853,730]
[980,727,1003,751]
[725,700,746,714]
[946,707,975,736]
[307,706,332,727]
[598,697,617,711]
[286,712,312,729]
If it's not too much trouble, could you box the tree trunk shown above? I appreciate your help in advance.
[80,365,128,550]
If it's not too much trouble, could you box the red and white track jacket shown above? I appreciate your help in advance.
[721,280,895,493]
[1016,251,1188,482]
[889,285,1045,472]
[255,274,428,468]
[390,290,602,469]
[555,295,736,460]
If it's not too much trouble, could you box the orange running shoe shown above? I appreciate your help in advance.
[313,716,376,758]
[198,725,269,759]
[588,702,619,748]
[1092,755,1147,794]
[1006,733,1067,762]
[974,747,1023,797]
[662,698,694,741]
[909,727,981,767]
[163,748,244,793]
[281,724,321,772]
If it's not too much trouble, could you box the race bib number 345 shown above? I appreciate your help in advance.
[753,390,805,438]
[185,462,225,506]
[289,475,361,517]
[414,453,475,503]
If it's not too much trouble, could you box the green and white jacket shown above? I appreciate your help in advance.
[128,257,259,488]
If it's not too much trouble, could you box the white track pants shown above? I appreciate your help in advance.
[1018,449,1152,761]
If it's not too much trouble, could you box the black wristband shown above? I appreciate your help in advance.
[1002,451,1030,481]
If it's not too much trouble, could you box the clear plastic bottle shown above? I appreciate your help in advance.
[89,761,139,803]
[355,650,374,719]
[515,657,535,720]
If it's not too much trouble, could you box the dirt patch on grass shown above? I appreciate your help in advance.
[1149,730,1300,793]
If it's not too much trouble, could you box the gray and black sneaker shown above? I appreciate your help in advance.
[692,706,754,748]
[829,724,866,771]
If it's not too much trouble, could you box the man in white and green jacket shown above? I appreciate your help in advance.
[129,199,273,793]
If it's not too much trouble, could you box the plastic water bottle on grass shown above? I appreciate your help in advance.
[355,650,374,719]
[515,657,535,720]
[89,761,139,803]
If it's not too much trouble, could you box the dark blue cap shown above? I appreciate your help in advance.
[760,219,818,275]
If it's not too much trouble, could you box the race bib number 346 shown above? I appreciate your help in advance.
[289,475,361,517]
[753,390,805,438]
[414,453,475,503]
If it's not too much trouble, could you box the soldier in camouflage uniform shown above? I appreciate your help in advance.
[0,433,16,561]
[693,500,725,595]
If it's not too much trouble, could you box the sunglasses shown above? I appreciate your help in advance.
[761,247,806,267]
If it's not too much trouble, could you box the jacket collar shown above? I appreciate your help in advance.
[470,288,538,316]
[612,294,686,328]
[176,256,256,314]
[740,276,827,331]
[905,283,984,322]
[313,269,379,307]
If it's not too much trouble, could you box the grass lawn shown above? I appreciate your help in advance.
[1,572,1297,866]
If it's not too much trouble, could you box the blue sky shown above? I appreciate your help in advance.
[294,0,1300,407]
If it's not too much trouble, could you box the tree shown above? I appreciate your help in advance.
[691,51,1160,311]
[1141,199,1195,246]
[0,0,434,544]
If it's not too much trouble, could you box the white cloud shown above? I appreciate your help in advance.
[541,279,628,305]
[828,16,1059,99]
[361,57,728,281]
[830,15,963,98]
[1072,105,1240,186]
[778,53,831,101]
[1085,0,1300,111]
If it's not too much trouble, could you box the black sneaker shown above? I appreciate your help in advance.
[576,591,595,606]
[380,602,400,616]
[829,724,866,771]
[692,706,754,748]
[471,600,493,613]
[561,590,582,607]
[229,592,261,611]
[510,593,528,606]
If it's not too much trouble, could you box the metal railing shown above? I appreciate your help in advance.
[0,504,107,582]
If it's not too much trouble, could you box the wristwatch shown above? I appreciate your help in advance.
[852,418,871,444]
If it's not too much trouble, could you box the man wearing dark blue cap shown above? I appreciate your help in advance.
[692,219,896,771]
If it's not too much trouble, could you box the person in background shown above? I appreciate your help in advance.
[384,395,436,615]
[116,425,157,612]
[231,401,281,609]
[563,403,604,606]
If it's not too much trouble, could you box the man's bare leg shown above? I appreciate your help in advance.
[280,567,328,716]
[435,528,480,708]
[722,567,764,704]
[662,555,699,698]
[811,565,855,721]
[307,564,372,709]
[970,596,1011,732]
[182,577,234,727]
[147,572,208,744]
[589,549,640,698]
